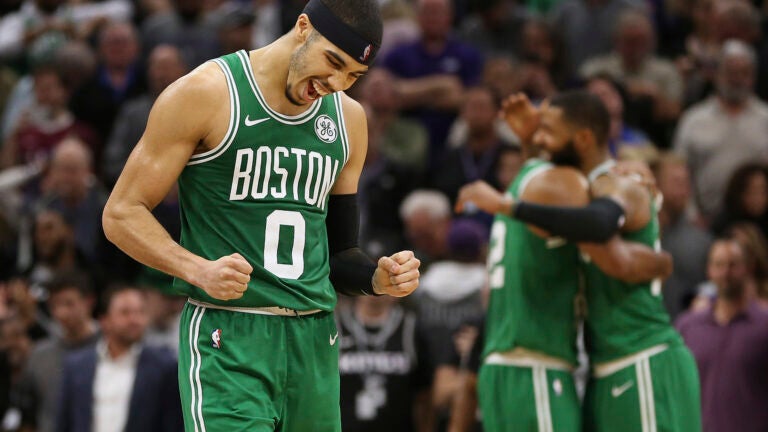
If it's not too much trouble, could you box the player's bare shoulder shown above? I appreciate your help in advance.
[339,92,366,133]
[522,166,589,207]
[148,61,231,153]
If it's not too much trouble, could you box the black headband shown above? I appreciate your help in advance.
[302,0,379,66]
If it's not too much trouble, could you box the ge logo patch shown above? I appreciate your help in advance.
[314,115,337,143]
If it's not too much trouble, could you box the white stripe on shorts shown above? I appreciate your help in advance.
[187,306,207,432]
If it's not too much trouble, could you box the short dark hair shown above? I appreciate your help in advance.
[47,271,93,298]
[98,284,145,317]
[723,163,768,217]
[550,90,610,147]
[320,0,382,49]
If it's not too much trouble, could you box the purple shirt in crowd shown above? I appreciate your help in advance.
[676,302,768,432]
[381,37,483,169]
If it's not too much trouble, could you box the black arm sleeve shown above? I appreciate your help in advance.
[326,194,379,296]
[511,197,625,243]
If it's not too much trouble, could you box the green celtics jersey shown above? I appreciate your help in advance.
[172,50,351,311]
[482,159,582,364]
[583,160,682,363]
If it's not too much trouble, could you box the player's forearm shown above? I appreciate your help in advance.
[582,239,671,284]
[103,200,206,286]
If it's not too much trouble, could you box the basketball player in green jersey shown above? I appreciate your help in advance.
[102,1,421,431]
[460,91,701,432]
[453,94,672,432]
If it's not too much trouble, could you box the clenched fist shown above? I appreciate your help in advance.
[372,250,420,297]
[195,253,254,300]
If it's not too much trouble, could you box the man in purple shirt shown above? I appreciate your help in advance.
[676,238,768,432]
[381,0,483,172]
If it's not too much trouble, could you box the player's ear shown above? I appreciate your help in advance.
[294,14,312,42]
[573,128,595,150]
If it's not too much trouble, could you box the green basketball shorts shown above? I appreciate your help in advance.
[178,300,341,432]
[478,359,581,432]
[583,344,701,432]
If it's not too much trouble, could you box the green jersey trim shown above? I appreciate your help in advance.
[187,58,240,165]
[235,50,322,125]
[516,158,552,197]
[587,159,616,183]
[333,92,350,165]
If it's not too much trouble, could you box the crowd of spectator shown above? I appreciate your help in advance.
[0,0,767,430]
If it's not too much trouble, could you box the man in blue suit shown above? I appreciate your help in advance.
[57,285,183,432]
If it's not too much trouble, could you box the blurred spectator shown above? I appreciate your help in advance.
[676,238,768,432]
[580,9,683,146]
[104,44,188,185]
[16,271,99,432]
[358,100,423,258]
[457,0,528,59]
[432,86,514,207]
[517,59,559,102]
[38,137,107,263]
[336,295,433,432]
[209,2,255,55]
[710,0,768,103]
[0,64,99,171]
[673,39,768,220]
[727,223,768,301]
[382,0,484,171]
[585,73,654,158]
[140,0,219,68]
[70,21,146,149]
[377,0,419,60]
[519,18,571,91]
[653,153,712,318]
[358,68,428,171]
[677,0,721,107]
[21,208,96,303]
[56,286,182,432]
[142,290,183,356]
[481,55,520,100]
[712,163,768,239]
[0,41,96,144]
[412,218,487,426]
[0,68,18,119]
[250,0,281,49]
[0,313,32,431]
[0,0,73,67]
[549,0,643,72]
[399,189,452,268]
[494,145,524,191]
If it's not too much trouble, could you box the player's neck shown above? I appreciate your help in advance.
[580,148,610,177]
[249,41,309,116]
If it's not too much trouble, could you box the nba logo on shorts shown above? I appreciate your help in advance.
[211,329,222,349]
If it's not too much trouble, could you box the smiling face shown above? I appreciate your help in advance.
[284,22,369,106]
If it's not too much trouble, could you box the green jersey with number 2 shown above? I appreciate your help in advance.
[172,50,350,311]
[482,159,582,365]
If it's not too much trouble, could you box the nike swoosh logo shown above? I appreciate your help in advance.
[611,380,634,398]
[329,332,339,346]
[244,115,269,127]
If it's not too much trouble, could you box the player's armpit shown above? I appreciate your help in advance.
[580,237,673,284]
[590,174,652,232]
[329,92,367,195]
